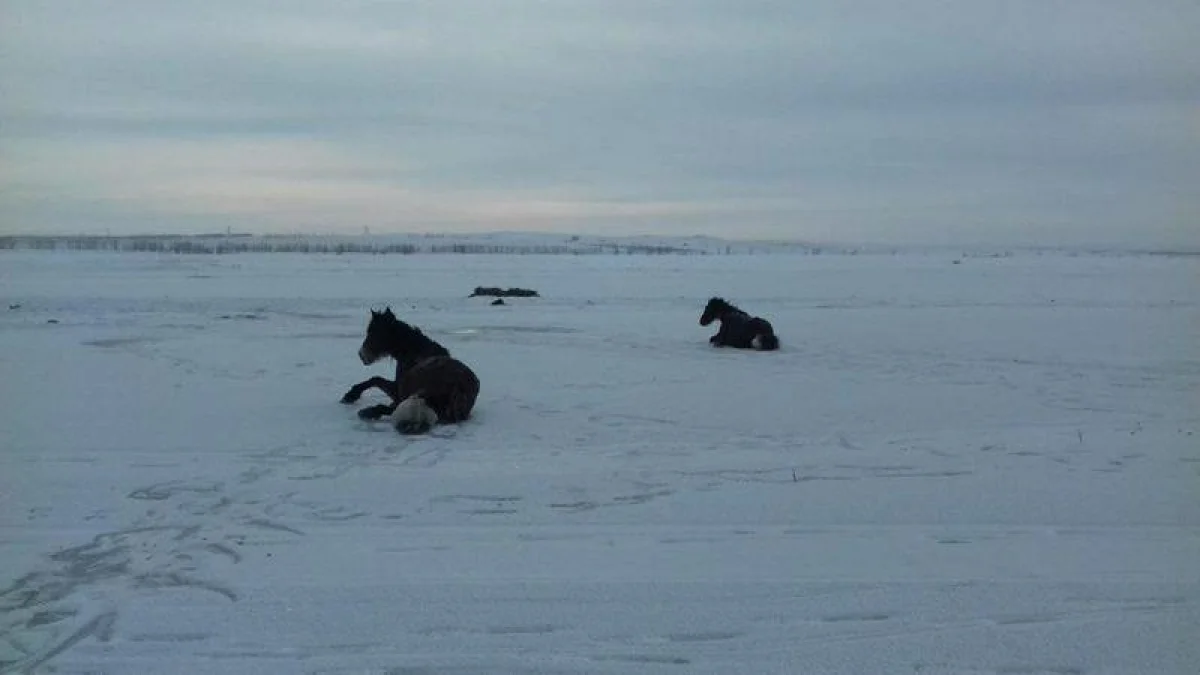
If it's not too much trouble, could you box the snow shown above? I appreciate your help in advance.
[1,249,1197,674]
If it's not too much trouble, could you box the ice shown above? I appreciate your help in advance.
[1,248,1197,673]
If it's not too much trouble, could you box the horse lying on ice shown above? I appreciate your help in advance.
[699,297,780,351]
[340,307,479,434]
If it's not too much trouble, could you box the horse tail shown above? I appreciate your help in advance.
[443,386,479,422]
[439,363,481,423]
[456,370,481,421]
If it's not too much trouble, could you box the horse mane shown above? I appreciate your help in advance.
[708,297,739,314]
[706,297,747,318]
[372,307,450,361]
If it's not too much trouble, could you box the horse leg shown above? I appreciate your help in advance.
[709,321,729,347]
[357,402,398,420]
[340,376,396,404]
[361,368,407,420]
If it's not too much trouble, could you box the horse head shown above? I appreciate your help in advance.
[357,306,448,367]
[699,297,729,326]
[358,306,401,365]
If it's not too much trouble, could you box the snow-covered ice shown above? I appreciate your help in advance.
[1,249,1197,674]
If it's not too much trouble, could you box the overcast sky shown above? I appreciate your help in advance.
[2,1,1197,245]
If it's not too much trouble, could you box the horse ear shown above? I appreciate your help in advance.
[384,306,395,317]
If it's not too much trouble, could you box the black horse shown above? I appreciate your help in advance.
[340,308,480,433]
[699,297,780,350]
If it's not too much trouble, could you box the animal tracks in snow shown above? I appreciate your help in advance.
[430,494,523,516]
[0,439,374,671]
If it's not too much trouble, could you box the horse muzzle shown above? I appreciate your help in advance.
[358,346,378,365]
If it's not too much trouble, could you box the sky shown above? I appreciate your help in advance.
[1,1,1197,246]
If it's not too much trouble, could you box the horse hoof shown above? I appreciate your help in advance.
[340,392,360,404]
[357,407,384,420]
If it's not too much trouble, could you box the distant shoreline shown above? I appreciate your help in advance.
[0,232,1195,258]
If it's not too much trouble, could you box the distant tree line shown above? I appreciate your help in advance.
[4,234,1173,257]
[0,235,725,256]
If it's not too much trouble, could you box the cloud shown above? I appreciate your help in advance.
[1,0,1197,245]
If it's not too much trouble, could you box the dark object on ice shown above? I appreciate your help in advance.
[8,303,21,310]
[490,298,506,306]
[46,319,59,324]
[470,286,539,298]
[340,307,480,434]
[699,297,779,351]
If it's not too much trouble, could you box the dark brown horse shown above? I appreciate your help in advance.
[699,297,780,350]
[341,308,480,434]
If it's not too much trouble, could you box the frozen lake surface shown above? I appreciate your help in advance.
[1,250,1197,673]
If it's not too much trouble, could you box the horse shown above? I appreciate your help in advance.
[699,297,780,350]
[340,307,480,434]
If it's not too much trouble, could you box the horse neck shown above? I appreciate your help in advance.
[719,306,748,322]
[397,353,425,371]
[389,333,448,368]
